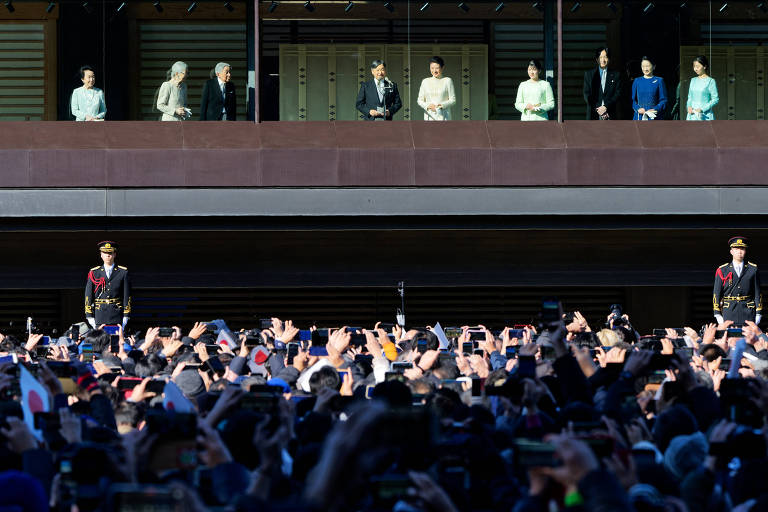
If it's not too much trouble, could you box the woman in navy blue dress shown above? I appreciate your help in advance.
[631,56,667,120]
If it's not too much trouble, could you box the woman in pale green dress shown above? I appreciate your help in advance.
[515,59,555,121]
[686,55,718,121]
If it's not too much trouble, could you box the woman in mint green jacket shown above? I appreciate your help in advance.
[686,55,719,121]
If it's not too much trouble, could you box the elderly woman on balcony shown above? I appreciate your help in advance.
[71,65,106,121]
[157,61,190,121]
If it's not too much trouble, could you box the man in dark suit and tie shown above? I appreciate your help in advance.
[356,59,402,121]
[200,62,236,121]
[583,47,622,120]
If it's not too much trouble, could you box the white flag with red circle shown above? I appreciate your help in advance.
[20,365,50,441]
[216,329,236,348]
[163,381,194,413]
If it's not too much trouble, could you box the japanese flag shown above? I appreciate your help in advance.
[251,345,271,365]
[20,365,50,441]
[163,381,194,413]
[216,329,236,348]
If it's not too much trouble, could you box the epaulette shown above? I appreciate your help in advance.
[118,265,128,270]
[748,262,757,267]
[719,263,729,268]
[90,266,100,271]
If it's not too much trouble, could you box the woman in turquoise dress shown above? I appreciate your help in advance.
[686,55,719,121]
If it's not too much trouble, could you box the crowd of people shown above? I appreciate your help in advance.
[1,303,767,511]
[71,46,718,123]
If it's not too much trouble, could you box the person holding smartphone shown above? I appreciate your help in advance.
[85,241,131,329]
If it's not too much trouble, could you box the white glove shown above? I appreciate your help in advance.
[714,314,724,325]
[87,317,96,329]
[756,314,762,325]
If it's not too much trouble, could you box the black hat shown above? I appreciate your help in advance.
[728,236,748,249]
[97,240,117,253]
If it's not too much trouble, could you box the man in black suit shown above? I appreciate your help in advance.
[355,59,402,121]
[200,62,236,121]
[583,47,622,120]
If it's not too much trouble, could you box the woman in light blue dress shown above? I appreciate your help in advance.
[686,55,719,121]
[70,65,106,121]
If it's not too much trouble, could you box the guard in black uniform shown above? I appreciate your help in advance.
[713,236,762,326]
[85,241,131,327]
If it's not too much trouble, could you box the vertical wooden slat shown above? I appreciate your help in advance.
[0,23,46,121]
[402,50,411,120]
[757,46,765,121]
[461,46,470,120]
[357,44,366,120]
[297,44,307,120]
[726,46,736,120]
[128,18,140,120]
[253,0,260,123]
[328,45,336,121]
[43,19,56,120]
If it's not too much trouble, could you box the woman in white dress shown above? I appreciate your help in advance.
[157,61,190,121]
[515,59,555,121]
[417,56,456,121]
[70,65,106,121]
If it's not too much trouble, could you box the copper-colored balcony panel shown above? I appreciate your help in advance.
[0,121,766,188]
[104,121,183,149]
[0,150,30,187]
[487,121,566,185]
[412,121,492,186]
[182,149,263,187]
[30,149,107,187]
[182,122,261,149]
[335,121,415,186]
[107,149,188,187]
